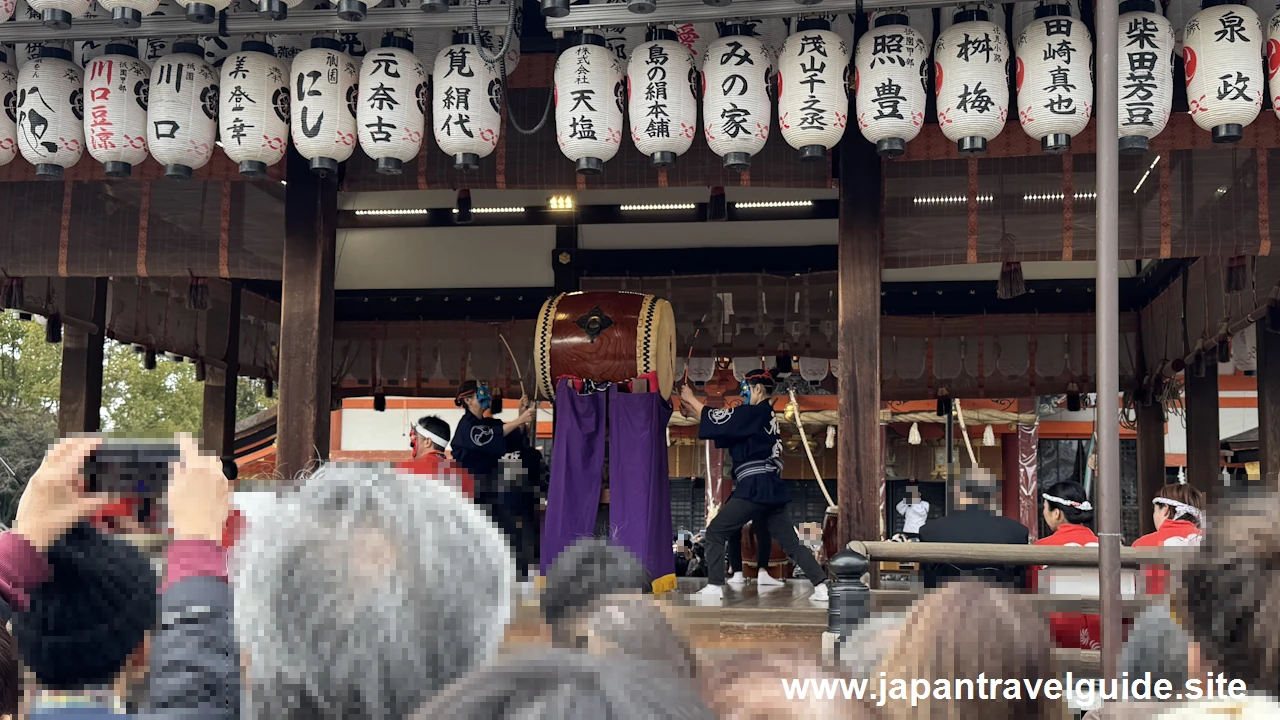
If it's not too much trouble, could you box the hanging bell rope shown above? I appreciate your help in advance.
[951,398,980,467]
[787,389,836,509]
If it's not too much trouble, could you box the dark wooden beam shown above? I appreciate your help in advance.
[1135,399,1167,536]
[553,223,579,294]
[57,278,107,436]
[1257,323,1280,488]
[202,281,242,469]
[837,132,882,548]
[276,147,337,481]
[1184,367,1221,504]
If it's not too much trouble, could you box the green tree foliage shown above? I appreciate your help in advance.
[0,404,57,526]
[0,313,62,410]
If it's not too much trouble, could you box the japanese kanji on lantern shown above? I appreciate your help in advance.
[96,0,160,28]
[0,49,15,168]
[777,18,848,161]
[357,33,427,176]
[27,0,90,29]
[702,25,771,170]
[1015,3,1093,153]
[84,44,150,178]
[1184,2,1262,142]
[669,21,717,68]
[291,37,358,176]
[627,27,698,168]
[1119,0,1174,154]
[554,32,624,175]
[219,40,289,178]
[16,45,84,179]
[148,41,217,180]
[934,6,1010,155]
[854,11,929,157]
[433,33,502,170]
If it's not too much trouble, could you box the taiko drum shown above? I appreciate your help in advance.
[534,292,676,400]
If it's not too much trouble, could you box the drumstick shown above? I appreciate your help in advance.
[499,333,536,437]
[683,313,710,385]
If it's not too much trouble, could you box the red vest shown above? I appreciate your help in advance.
[1032,524,1102,650]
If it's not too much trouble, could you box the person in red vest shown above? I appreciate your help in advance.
[1132,483,1205,595]
[1029,480,1102,651]
[397,415,474,498]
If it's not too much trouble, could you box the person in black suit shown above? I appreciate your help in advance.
[917,468,1030,589]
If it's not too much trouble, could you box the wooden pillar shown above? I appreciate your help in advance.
[1135,399,1166,535]
[202,282,241,466]
[836,133,882,548]
[1184,366,1221,503]
[57,278,107,435]
[1257,323,1280,487]
[1016,422,1041,540]
[276,147,337,481]
[1000,431,1019,521]
[553,223,580,294]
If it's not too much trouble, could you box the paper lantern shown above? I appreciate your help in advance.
[740,16,789,68]
[174,0,230,24]
[1016,4,1094,153]
[16,46,84,179]
[433,34,502,170]
[669,21,717,68]
[291,37,359,176]
[777,18,849,160]
[219,40,289,178]
[141,0,181,67]
[1185,2,1263,142]
[940,1,1008,34]
[0,50,16,168]
[357,34,427,175]
[867,8,930,41]
[0,1,11,21]
[934,6,1010,154]
[27,0,90,29]
[73,5,107,68]
[84,44,150,178]
[627,27,698,167]
[258,0,303,20]
[411,28,450,75]
[147,41,218,179]
[1270,12,1280,119]
[554,32,624,174]
[97,0,160,27]
[269,34,308,68]
[1118,0,1175,154]
[854,12,930,157]
[1012,0,1081,37]
[702,25,771,170]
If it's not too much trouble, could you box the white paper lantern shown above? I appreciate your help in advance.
[940,2,1008,34]
[433,34,502,170]
[668,22,717,68]
[627,28,699,167]
[1270,13,1280,118]
[1118,0,1175,154]
[1013,0,1081,37]
[200,35,237,68]
[174,0,230,24]
[867,8,930,42]
[777,18,849,160]
[256,0,303,20]
[411,28,450,75]
[97,0,159,28]
[1250,0,1280,23]
[1016,5,1094,153]
[740,17,790,68]
[357,35,427,175]
[1167,0,1194,54]
[0,50,16,167]
[269,34,308,68]
[84,44,150,177]
[934,6,1010,154]
[147,41,218,178]
[1184,2,1263,142]
[291,37,359,176]
[141,0,181,67]
[27,0,90,29]
[702,26,771,170]
[14,0,45,65]
[855,12,930,157]
[0,0,11,21]
[16,46,84,179]
[554,32,624,174]
[74,5,107,68]
[219,40,289,177]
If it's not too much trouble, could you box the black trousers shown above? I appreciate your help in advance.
[705,497,827,587]
[480,490,539,581]
[726,518,772,574]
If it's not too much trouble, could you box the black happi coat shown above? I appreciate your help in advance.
[697,402,791,506]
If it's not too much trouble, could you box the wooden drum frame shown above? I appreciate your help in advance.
[534,291,676,400]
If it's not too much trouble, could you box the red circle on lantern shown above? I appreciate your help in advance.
[1016,57,1024,92]
[1269,39,1280,79]
[1183,47,1196,84]
[934,61,943,96]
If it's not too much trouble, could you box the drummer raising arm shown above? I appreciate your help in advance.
[451,380,536,479]
[681,368,830,604]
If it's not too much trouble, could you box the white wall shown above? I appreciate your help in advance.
[341,406,550,452]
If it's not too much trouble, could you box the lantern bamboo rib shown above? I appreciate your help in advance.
[788,390,837,509]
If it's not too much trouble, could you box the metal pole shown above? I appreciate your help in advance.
[945,409,955,484]
[1095,0,1123,681]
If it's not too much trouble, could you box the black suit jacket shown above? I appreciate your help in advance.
[917,508,1031,589]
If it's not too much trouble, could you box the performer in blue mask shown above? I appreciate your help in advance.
[680,368,829,604]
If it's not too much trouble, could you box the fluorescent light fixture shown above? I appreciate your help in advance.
[619,203,696,211]
[1022,192,1098,201]
[354,208,431,216]
[733,200,814,209]
[451,206,525,214]
[912,195,993,205]
[549,196,575,210]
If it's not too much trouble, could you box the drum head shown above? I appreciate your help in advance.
[534,294,562,400]
[644,296,676,400]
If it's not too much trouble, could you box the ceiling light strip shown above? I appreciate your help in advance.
[733,200,814,209]
[619,203,697,211]
[452,207,526,214]
[354,208,431,216]
[1023,192,1098,201]
[912,195,993,204]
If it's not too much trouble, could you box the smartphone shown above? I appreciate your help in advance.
[83,442,180,497]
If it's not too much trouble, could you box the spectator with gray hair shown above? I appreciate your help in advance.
[233,463,514,720]
[541,538,651,646]
[917,468,1030,588]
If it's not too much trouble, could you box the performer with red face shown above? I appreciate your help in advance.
[398,415,474,498]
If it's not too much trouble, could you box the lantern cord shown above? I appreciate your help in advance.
[464,0,552,135]
[500,53,553,135]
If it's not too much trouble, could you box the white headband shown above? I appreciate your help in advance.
[1043,493,1093,511]
[413,424,447,449]
[1154,497,1205,524]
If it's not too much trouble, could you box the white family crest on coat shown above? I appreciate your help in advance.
[471,425,495,445]
[708,407,734,425]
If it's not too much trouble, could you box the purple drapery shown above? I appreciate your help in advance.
[540,379,608,576]
[607,386,676,592]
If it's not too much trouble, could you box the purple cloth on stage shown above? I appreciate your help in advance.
[607,386,676,585]
[541,379,608,575]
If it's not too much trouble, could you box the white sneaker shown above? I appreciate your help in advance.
[809,582,829,604]
[756,569,784,587]
[726,571,746,588]
[692,584,724,603]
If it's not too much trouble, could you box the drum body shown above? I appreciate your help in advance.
[534,291,676,400]
[822,507,840,564]
[741,520,794,579]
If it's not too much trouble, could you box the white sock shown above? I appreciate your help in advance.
[694,583,724,598]
[756,569,784,586]
[809,582,829,603]
[726,571,746,587]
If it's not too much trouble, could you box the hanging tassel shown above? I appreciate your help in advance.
[825,425,836,449]
[982,424,995,447]
[144,348,157,370]
[373,391,387,412]
[195,359,207,382]
[44,313,62,344]
[0,276,22,309]
[775,347,793,374]
[264,378,274,398]
[666,426,672,447]
[186,276,210,311]
[1225,255,1248,294]
[1066,383,1082,412]
[996,261,1027,300]
[908,422,921,445]
[1217,338,1231,364]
